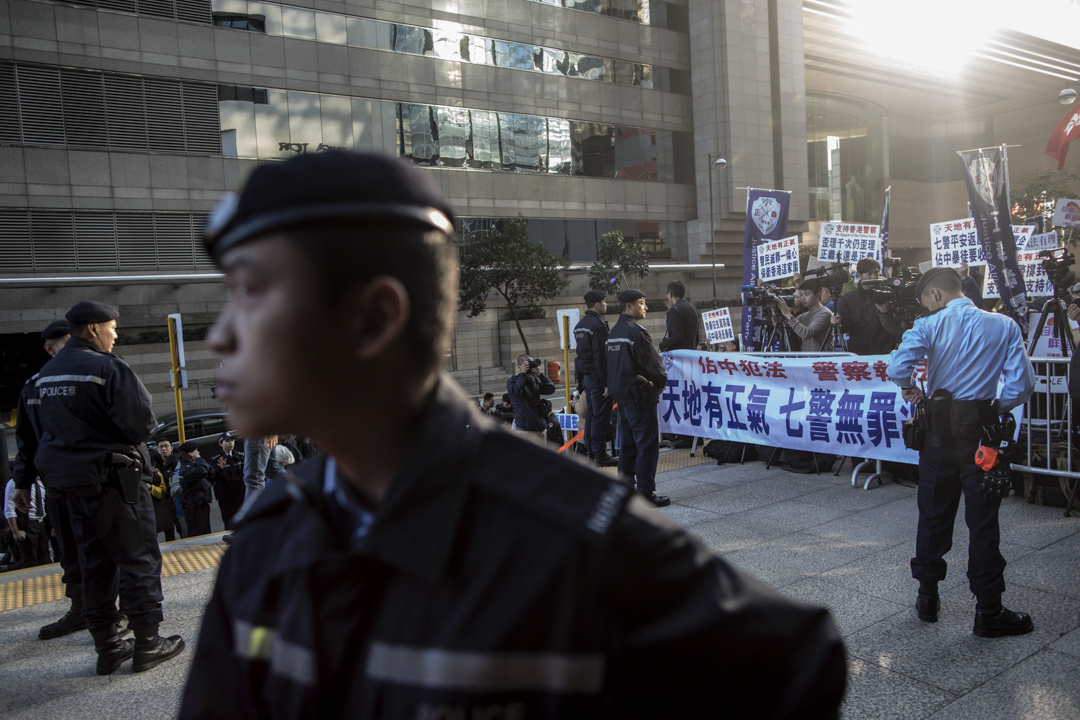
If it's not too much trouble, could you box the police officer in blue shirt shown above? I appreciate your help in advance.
[606,289,669,507]
[12,301,185,674]
[887,267,1036,637]
[574,290,616,466]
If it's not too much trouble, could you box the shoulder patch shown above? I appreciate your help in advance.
[473,432,633,541]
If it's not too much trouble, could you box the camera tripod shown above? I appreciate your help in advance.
[1027,292,1075,358]
[760,308,795,352]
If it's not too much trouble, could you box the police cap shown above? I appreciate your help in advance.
[583,290,606,305]
[218,432,232,443]
[202,150,456,262]
[65,301,119,325]
[916,266,962,299]
[179,441,198,453]
[41,320,70,340]
[618,289,646,303]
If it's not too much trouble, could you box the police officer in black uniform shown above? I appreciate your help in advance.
[605,289,669,507]
[179,151,845,719]
[888,267,1036,637]
[176,441,214,536]
[210,433,246,528]
[573,289,616,466]
[12,301,184,675]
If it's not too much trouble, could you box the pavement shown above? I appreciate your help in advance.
[1,453,1079,719]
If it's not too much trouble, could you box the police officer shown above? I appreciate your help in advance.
[179,151,845,718]
[887,267,1036,637]
[12,301,184,675]
[573,289,616,466]
[658,280,701,352]
[210,433,246,528]
[176,442,214,536]
[605,289,670,507]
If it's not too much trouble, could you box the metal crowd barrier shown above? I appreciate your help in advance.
[1010,356,1080,517]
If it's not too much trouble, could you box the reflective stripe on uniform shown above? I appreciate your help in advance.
[36,374,105,386]
[26,399,41,405]
[365,642,605,694]
[233,620,317,686]
[605,339,633,346]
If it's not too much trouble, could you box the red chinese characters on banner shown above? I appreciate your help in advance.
[841,361,871,382]
[763,361,786,378]
[812,362,839,382]
[739,360,762,377]
[872,361,890,382]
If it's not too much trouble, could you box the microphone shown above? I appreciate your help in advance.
[739,285,758,293]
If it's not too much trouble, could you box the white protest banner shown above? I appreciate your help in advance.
[1052,198,1080,228]
[658,351,920,463]
[1020,231,1059,253]
[929,219,1033,267]
[817,223,882,264]
[701,307,735,344]
[1027,310,1079,358]
[756,235,800,282]
[984,250,1051,298]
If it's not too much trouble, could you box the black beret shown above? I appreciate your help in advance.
[856,257,881,274]
[41,320,70,340]
[202,150,456,262]
[65,301,119,325]
[916,266,962,299]
[583,290,606,305]
[618,289,646,303]
[178,441,198,452]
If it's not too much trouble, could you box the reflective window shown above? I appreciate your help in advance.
[208,0,689,94]
[217,84,684,181]
[523,0,688,31]
[458,218,687,261]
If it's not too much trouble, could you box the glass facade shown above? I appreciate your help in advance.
[526,0,689,31]
[219,86,682,181]
[210,0,689,93]
[887,116,994,184]
[458,217,686,261]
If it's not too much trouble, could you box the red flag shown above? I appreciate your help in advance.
[1046,107,1080,169]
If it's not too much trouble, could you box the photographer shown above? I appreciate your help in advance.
[506,354,556,443]
[834,258,899,354]
[774,278,834,352]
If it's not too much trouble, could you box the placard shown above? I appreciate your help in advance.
[1020,231,1059,253]
[817,223,882,264]
[701,307,735,345]
[1027,310,1079,358]
[756,235,800,282]
[1052,198,1080,228]
[930,219,1033,267]
[984,251,1051,298]
[556,308,580,350]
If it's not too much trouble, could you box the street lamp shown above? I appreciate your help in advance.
[1059,85,1077,106]
[708,155,729,302]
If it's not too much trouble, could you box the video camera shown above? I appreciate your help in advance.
[1038,248,1075,293]
[740,284,796,308]
[802,265,850,293]
[860,261,928,330]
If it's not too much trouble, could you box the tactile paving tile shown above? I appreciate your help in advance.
[1,542,227,612]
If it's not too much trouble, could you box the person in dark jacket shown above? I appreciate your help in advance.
[959,262,985,309]
[835,258,900,355]
[176,442,214,537]
[210,433,246,528]
[12,301,184,675]
[658,280,701,352]
[606,289,670,507]
[573,289,616,466]
[506,354,556,443]
[180,150,846,720]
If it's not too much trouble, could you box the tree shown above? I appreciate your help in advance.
[1011,170,1080,244]
[587,230,651,297]
[458,216,569,357]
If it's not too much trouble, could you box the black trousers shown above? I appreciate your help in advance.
[67,483,164,632]
[215,482,245,529]
[618,401,660,494]
[183,501,211,537]
[912,437,1007,597]
[46,493,82,600]
[15,519,50,568]
[582,374,614,456]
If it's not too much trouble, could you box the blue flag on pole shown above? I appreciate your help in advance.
[958,147,1028,333]
[880,186,891,261]
[741,190,790,349]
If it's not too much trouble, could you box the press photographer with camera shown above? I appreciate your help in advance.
[774,278,834,352]
[887,266,1035,638]
[506,354,556,443]
[834,258,900,354]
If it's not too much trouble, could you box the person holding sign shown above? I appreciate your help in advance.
[887,267,1036,638]
[774,278,834,352]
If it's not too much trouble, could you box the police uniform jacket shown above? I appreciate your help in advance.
[179,379,846,720]
[658,298,701,352]
[605,314,667,408]
[13,336,156,491]
[178,457,214,505]
[211,450,245,489]
[573,310,609,385]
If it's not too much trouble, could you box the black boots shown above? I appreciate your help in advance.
[593,451,618,468]
[39,597,86,640]
[642,492,671,507]
[974,596,1034,638]
[89,624,135,676]
[132,626,186,673]
[916,582,939,623]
